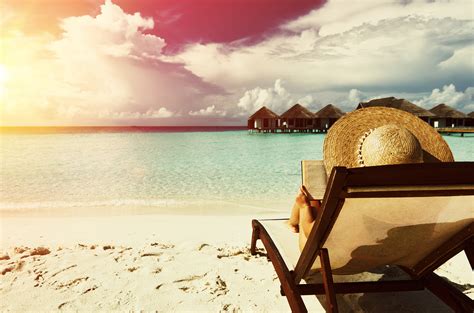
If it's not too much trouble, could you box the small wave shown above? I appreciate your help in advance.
[0,199,186,210]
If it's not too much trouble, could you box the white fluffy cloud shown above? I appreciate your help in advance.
[237,79,299,114]
[332,83,474,113]
[179,16,473,91]
[2,0,225,125]
[347,89,366,105]
[100,108,174,119]
[284,0,473,35]
[51,0,165,61]
[189,105,226,117]
[297,95,314,106]
[415,84,474,111]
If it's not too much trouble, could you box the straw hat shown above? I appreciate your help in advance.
[323,107,454,175]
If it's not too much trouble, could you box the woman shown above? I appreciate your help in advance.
[287,107,454,250]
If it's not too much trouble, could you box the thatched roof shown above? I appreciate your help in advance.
[429,104,468,118]
[280,103,314,119]
[469,112,474,118]
[314,104,345,118]
[357,97,435,118]
[248,106,279,120]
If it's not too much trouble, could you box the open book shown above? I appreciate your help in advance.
[301,160,328,201]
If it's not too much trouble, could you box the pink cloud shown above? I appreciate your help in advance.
[113,0,325,52]
[2,0,228,125]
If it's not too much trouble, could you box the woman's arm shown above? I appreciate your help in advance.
[288,186,321,236]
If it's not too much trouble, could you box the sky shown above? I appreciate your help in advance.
[1,0,473,126]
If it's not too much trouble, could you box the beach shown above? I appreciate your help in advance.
[3,0,474,310]
[1,211,472,312]
[0,213,316,312]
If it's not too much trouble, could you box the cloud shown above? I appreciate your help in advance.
[51,0,165,60]
[98,107,174,119]
[414,84,474,111]
[237,79,300,114]
[3,0,473,125]
[147,107,174,118]
[332,83,474,113]
[284,0,473,35]
[296,95,313,106]
[179,15,473,92]
[175,0,473,117]
[1,0,225,125]
[189,105,226,117]
[348,89,366,105]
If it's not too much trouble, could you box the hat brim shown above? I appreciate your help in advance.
[323,107,454,175]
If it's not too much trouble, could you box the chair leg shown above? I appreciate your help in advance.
[319,248,338,313]
[465,239,474,270]
[423,272,474,313]
[250,220,260,255]
[251,220,307,312]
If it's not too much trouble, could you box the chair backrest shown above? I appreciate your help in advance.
[293,162,474,283]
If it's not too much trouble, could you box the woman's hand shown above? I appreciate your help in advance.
[297,186,312,208]
[287,186,311,233]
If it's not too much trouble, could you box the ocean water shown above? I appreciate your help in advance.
[0,130,472,215]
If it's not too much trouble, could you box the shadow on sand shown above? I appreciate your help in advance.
[305,221,472,312]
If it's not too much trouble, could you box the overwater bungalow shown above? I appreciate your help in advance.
[279,103,315,132]
[247,106,279,133]
[429,103,468,128]
[467,112,474,127]
[314,104,345,131]
[357,97,435,123]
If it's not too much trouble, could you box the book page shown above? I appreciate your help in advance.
[301,160,327,200]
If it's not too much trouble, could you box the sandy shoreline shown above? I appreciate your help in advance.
[1,213,472,312]
[0,199,289,218]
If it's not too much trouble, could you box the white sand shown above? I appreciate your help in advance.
[0,213,472,312]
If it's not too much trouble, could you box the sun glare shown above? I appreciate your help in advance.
[0,64,9,98]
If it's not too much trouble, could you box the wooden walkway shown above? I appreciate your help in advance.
[248,128,327,133]
[436,127,474,136]
[249,127,474,136]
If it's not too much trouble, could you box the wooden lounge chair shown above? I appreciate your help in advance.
[251,162,474,312]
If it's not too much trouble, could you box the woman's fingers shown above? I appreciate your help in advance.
[300,185,311,198]
[299,186,311,206]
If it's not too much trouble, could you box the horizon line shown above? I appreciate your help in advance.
[0,125,248,134]
[0,125,247,127]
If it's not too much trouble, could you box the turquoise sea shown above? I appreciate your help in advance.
[1,129,473,215]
